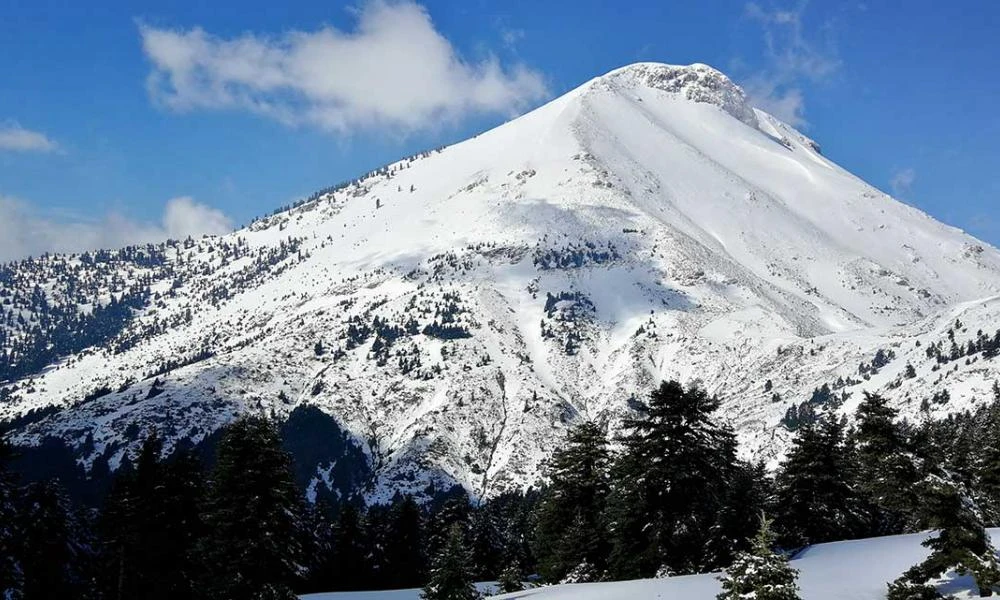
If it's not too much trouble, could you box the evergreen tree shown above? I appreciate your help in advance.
[497,560,523,593]
[717,515,801,600]
[0,438,20,597]
[198,416,306,599]
[17,480,92,599]
[975,400,1000,526]
[421,523,480,600]
[607,381,738,578]
[774,419,866,547]
[533,420,610,582]
[469,505,504,581]
[99,432,203,600]
[854,393,921,534]
[890,473,1000,598]
[384,494,426,589]
[711,460,775,566]
[328,503,371,591]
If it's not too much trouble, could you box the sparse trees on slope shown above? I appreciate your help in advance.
[717,515,801,600]
[533,420,610,582]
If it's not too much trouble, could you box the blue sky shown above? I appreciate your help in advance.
[1,0,998,259]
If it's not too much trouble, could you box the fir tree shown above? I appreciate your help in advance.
[384,494,426,589]
[975,400,1000,526]
[17,480,92,599]
[198,416,306,599]
[422,523,480,600]
[534,420,610,582]
[854,393,922,534]
[99,432,203,600]
[890,473,1000,598]
[328,503,372,591]
[0,438,20,597]
[497,560,523,593]
[607,381,738,578]
[717,515,801,600]
[469,505,504,581]
[774,419,866,547]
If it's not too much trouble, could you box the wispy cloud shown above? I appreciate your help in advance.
[889,167,916,196]
[0,121,59,153]
[741,1,841,127]
[139,0,548,135]
[0,195,232,262]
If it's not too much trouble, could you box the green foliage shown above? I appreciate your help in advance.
[717,516,801,600]
[421,523,480,600]
[198,416,306,600]
[774,419,867,546]
[497,561,524,593]
[606,381,745,578]
[533,420,611,582]
[98,432,204,600]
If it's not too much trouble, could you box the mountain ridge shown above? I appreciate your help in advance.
[3,62,1000,502]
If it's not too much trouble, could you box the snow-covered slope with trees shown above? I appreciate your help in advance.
[301,530,1000,600]
[3,62,1000,500]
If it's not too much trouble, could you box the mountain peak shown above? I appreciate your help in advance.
[592,62,758,128]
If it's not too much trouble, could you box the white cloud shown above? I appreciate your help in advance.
[0,122,59,153]
[890,167,916,196]
[742,76,806,127]
[0,195,232,263]
[741,1,841,127]
[139,1,549,134]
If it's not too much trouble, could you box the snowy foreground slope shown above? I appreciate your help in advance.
[302,530,1000,600]
[4,62,1000,500]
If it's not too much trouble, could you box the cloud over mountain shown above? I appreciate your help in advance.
[139,1,549,134]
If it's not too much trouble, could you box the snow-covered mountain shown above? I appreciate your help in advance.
[4,62,1000,501]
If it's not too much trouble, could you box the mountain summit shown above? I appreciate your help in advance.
[3,62,1000,501]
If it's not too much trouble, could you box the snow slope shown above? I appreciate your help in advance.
[302,530,1000,600]
[4,62,1000,499]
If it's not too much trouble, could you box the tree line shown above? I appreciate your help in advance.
[2,379,1000,599]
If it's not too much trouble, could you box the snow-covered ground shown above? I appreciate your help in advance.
[5,61,1000,500]
[302,530,1000,600]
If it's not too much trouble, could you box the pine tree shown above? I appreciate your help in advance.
[421,523,480,600]
[975,400,1000,526]
[328,503,372,591]
[0,437,20,597]
[711,460,775,566]
[890,472,1000,598]
[17,480,92,599]
[717,515,801,600]
[533,420,610,582]
[99,432,204,600]
[607,381,738,578]
[774,419,866,547]
[384,494,426,589]
[497,561,523,593]
[469,505,504,581]
[854,393,921,534]
[427,489,472,561]
[198,416,306,599]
